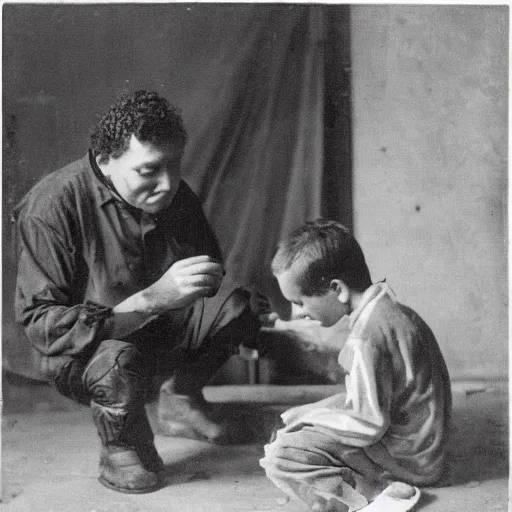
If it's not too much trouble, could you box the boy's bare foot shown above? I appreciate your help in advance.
[358,482,420,512]
[311,496,349,512]
[384,481,418,500]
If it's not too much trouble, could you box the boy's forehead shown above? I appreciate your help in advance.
[288,257,312,279]
[277,262,305,290]
[276,270,298,300]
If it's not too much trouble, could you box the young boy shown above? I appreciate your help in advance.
[260,220,451,512]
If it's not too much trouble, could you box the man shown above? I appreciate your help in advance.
[14,90,261,493]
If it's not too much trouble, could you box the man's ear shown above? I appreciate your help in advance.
[95,154,110,168]
[330,279,350,304]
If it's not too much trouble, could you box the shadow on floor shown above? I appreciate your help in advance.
[146,399,284,446]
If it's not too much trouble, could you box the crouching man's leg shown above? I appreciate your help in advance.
[158,285,260,442]
[54,340,162,493]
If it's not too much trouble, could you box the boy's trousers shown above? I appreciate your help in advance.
[260,395,446,512]
[261,423,390,511]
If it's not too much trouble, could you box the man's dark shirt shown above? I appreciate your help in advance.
[15,151,222,374]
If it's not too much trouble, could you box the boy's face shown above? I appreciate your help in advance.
[276,264,348,328]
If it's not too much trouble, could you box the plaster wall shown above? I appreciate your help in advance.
[350,5,508,379]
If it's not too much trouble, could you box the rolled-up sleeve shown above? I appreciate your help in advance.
[15,214,154,358]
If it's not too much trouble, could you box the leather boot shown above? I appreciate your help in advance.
[92,402,161,493]
[157,333,236,443]
[125,411,164,473]
[157,295,262,442]
[158,377,225,442]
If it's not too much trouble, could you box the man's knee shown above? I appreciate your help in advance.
[83,340,148,408]
[216,288,252,323]
[217,288,260,340]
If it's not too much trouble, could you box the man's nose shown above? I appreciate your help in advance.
[156,170,172,192]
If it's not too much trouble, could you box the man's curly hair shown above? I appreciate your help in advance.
[90,90,188,163]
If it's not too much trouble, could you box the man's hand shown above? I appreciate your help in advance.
[145,255,224,311]
[114,255,224,314]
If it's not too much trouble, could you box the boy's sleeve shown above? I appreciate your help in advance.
[280,338,393,447]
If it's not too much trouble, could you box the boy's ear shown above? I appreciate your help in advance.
[330,279,350,304]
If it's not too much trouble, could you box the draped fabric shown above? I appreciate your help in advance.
[178,5,325,310]
[3,4,326,377]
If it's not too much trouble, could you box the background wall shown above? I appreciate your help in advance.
[350,5,508,379]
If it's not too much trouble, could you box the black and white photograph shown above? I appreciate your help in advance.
[1,3,508,511]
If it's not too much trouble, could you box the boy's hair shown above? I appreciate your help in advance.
[271,219,372,296]
[90,90,188,163]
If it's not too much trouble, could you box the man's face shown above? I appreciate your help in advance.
[276,264,348,327]
[98,135,183,214]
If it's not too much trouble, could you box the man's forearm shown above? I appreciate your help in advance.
[113,287,155,314]
[101,309,159,340]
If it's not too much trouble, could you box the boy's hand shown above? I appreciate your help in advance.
[273,317,323,342]
[260,311,280,327]
[269,317,350,354]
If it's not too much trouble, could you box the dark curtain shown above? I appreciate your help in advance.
[177,6,325,305]
[3,4,330,378]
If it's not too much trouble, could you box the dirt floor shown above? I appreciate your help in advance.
[1,377,508,512]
